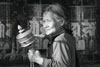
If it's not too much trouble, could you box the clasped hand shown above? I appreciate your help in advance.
[28,49,44,65]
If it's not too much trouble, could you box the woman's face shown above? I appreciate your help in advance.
[42,12,61,35]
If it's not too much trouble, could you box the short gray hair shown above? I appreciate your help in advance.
[43,3,66,20]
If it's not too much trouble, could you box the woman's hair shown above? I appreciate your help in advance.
[43,3,66,21]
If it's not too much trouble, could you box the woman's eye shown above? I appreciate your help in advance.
[47,19,51,22]
[41,20,45,24]
[42,19,52,24]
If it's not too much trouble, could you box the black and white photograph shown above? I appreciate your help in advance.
[0,0,99,67]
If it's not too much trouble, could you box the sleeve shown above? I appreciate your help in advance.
[42,41,72,67]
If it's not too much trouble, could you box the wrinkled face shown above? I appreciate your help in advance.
[42,12,62,35]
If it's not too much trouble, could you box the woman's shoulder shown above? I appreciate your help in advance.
[54,32,74,42]
[54,32,66,41]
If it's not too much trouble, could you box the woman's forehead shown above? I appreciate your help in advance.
[43,12,53,17]
[43,11,58,20]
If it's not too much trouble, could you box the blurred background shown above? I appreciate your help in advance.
[0,0,100,67]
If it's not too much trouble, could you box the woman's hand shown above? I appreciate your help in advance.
[28,49,44,65]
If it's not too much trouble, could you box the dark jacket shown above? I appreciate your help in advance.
[42,28,76,67]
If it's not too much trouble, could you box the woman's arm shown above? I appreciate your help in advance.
[42,41,72,67]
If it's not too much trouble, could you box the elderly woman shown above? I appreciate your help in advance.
[28,3,76,67]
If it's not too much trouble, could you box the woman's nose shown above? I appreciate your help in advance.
[44,25,49,29]
[43,24,49,28]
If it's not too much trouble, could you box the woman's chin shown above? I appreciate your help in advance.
[46,31,54,35]
[46,31,53,35]
[46,32,51,35]
[46,29,56,35]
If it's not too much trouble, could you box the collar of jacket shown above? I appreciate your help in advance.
[44,27,65,45]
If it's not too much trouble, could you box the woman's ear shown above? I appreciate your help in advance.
[53,14,64,26]
[59,18,64,26]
